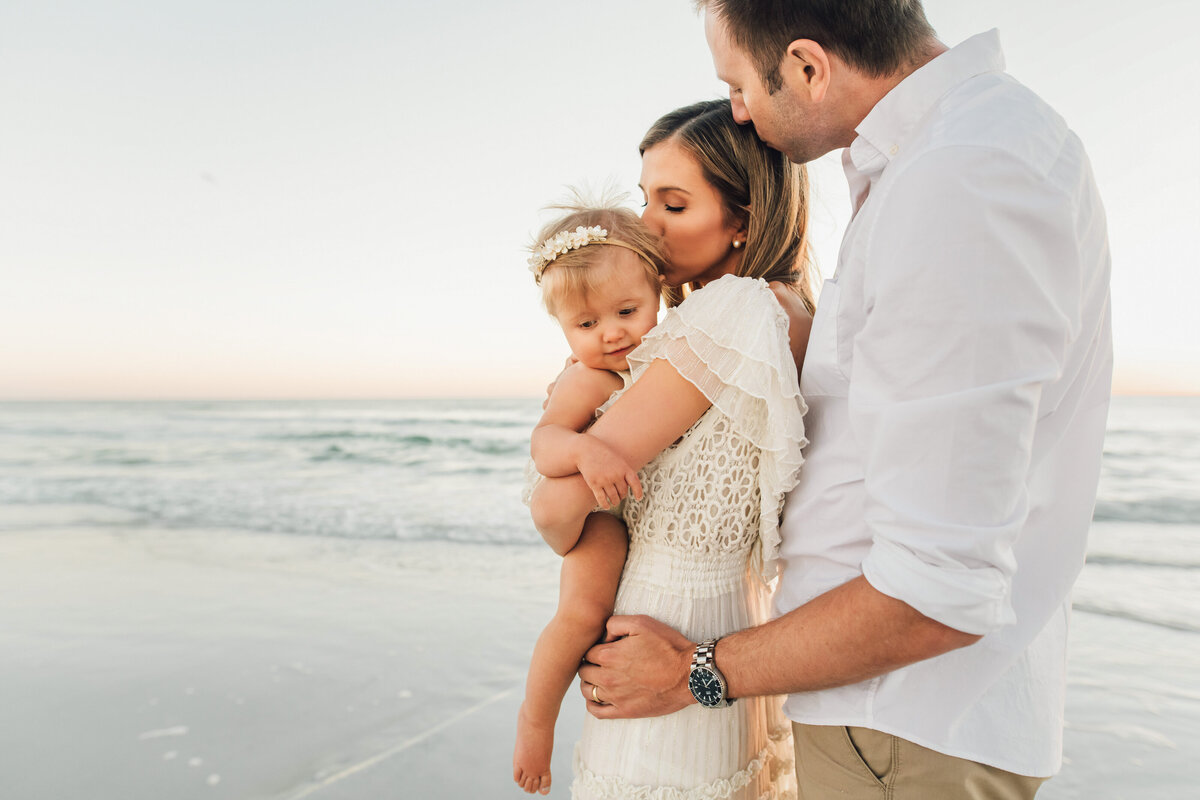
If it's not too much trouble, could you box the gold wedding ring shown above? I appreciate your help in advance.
[591,684,601,704]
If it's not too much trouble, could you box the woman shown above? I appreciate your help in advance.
[640,99,815,368]
[530,99,814,800]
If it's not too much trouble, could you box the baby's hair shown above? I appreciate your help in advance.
[530,191,668,316]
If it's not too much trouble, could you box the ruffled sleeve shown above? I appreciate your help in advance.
[627,274,808,582]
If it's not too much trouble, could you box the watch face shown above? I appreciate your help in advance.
[689,666,725,707]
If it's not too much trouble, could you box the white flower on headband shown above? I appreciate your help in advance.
[528,226,608,282]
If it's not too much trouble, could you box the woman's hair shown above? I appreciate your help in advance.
[698,0,937,91]
[530,197,667,316]
[640,98,815,313]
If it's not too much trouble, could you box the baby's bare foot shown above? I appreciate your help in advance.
[513,703,554,795]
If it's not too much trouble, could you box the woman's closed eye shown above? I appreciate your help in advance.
[639,201,685,213]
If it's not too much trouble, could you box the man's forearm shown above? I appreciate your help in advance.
[581,574,983,721]
[718,575,981,699]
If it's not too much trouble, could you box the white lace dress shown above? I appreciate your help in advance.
[572,275,808,800]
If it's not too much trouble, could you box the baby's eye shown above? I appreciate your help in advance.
[579,320,596,329]
[619,307,636,316]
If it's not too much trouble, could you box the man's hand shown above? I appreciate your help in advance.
[577,615,695,719]
[574,433,643,508]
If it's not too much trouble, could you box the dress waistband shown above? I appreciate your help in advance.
[620,540,751,599]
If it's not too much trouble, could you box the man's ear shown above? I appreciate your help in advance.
[781,39,831,103]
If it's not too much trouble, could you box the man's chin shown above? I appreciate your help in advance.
[760,135,806,164]
[781,143,826,166]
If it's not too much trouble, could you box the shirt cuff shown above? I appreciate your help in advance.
[861,537,1016,636]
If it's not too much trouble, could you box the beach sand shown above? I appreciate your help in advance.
[0,505,1194,799]
[0,504,581,799]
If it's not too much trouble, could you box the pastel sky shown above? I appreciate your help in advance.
[2,0,1197,399]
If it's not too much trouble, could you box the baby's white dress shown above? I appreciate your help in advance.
[572,275,808,800]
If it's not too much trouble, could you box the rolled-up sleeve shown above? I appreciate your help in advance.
[854,145,1075,635]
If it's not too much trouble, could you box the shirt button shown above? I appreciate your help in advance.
[889,145,899,155]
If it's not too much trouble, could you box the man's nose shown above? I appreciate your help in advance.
[730,95,751,125]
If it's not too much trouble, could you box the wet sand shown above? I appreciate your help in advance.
[0,505,1194,799]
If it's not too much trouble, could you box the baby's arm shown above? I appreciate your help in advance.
[530,364,620,477]
[531,364,642,516]
[532,359,712,555]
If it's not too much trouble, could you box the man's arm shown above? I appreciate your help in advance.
[580,576,979,717]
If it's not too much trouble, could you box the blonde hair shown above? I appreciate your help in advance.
[640,99,816,314]
[531,198,667,316]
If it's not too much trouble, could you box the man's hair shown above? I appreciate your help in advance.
[700,0,936,91]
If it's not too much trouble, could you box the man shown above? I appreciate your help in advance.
[578,1,1112,796]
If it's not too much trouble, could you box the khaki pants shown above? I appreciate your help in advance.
[792,723,1047,800]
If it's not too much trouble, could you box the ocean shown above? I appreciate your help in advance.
[0,398,541,546]
[1,396,1197,633]
[0,395,1196,796]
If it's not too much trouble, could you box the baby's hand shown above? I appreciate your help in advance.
[575,433,643,509]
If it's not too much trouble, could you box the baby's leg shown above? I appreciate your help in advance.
[513,511,627,795]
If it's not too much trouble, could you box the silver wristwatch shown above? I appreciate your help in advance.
[688,639,733,708]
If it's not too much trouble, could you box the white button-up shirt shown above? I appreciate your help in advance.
[776,30,1113,777]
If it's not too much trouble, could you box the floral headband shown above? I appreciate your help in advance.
[528,225,648,284]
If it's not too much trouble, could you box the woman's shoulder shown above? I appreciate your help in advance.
[766,280,811,318]
[687,273,809,317]
[766,281,814,375]
[636,274,795,377]
[678,274,786,328]
[691,273,773,299]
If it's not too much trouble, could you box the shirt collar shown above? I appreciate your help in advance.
[847,29,1006,179]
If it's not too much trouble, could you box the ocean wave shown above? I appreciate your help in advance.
[268,431,440,444]
[4,397,1196,555]
[0,476,542,547]
[0,426,127,440]
[91,450,159,466]
[267,430,528,456]
[309,445,390,464]
[1093,498,1200,525]
[1073,602,1200,634]
[1085,553,1200,570]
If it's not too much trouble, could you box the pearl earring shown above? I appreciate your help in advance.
[732,240,743,249]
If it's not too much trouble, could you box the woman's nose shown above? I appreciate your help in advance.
[640,205,664,235]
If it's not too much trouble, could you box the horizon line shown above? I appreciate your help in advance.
[0,389,1195,403]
